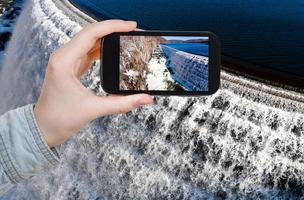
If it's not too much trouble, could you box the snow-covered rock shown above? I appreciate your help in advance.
[120,35,165,90]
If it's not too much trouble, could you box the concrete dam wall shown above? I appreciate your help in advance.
[0,0,304,199]
[161,45,208,91]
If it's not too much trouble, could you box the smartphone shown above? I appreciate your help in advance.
[101,31,221,96]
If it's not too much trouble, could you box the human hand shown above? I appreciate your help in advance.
[34,20,153,147]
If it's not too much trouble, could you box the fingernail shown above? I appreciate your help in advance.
[126,20,137,25]
[139,95,153,106]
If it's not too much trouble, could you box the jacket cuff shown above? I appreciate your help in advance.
[0,104,60,184]
[25,104,60,164]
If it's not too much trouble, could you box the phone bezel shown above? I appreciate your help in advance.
[101,31,220,96]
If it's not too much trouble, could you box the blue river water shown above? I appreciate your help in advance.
[163,43,208,57]
[69,0,304,80]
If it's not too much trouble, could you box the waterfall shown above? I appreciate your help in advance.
[0,0,304,199]
[0,0,23,69]
[161,45,208,91]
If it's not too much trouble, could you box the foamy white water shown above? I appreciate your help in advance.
[0,0,22,69]
[0,0,304,199]
[161,45,209,91]
[146,47,175,90]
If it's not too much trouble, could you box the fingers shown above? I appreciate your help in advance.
[88,46,100,61]
[89,94,153,117]
[74,39,101,77]
[135,28,144,31]
[64,20,137,60]
[75,56,92,77]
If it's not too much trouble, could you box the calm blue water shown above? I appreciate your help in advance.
[69,0,304,80]
[163,43,208,57]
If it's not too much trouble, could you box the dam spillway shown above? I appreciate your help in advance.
[161,45,208,91]
[0,0,304,199]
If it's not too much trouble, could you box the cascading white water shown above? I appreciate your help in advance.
[0,0,22,69]
[161,45,209,91]
[0,0,304,199]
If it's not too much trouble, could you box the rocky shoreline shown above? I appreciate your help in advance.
[119,35,165,90]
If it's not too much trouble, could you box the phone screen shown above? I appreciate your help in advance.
[119,36,209,92]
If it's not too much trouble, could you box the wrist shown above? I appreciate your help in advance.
[33,103,60,147]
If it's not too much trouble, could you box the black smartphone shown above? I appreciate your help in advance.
[101,31,221,96]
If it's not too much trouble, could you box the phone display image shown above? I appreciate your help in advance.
[119,36,209,91]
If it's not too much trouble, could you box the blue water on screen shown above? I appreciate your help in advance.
[69,0,304,79]
[163,43,208,57]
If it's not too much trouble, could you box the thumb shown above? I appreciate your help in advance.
[88,94,153,117]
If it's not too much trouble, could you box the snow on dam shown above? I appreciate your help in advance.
[161,45,208,91]
[0,0,304,199]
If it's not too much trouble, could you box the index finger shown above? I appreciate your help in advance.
[63,20,137,59]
